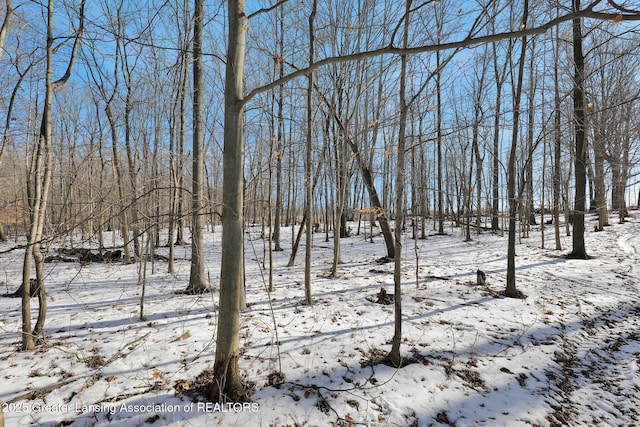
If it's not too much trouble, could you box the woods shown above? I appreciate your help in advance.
[2,0,640,412]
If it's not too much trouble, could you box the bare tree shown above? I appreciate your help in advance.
[272,5,285,253]
[385,0,411,368]
[505,0,528,298]
[552,23,563,250]
[211,0,248,402]
[568,0,589,259]
[304,0,317,305]
[490,26,510,233]
[0,0,12,64]
[0,0,15,241]
[184,0,209,294]
[472,49,488,236]
[21,0,85,350]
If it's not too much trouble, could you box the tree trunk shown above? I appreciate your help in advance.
[491,40,506,232]
[211,0,247,402]
[553,27,563,250]
[525,46,537,231]
[304,0,317,305]
[272,7,285,252]
[1,0,16,243]
[175,66,188,247]
[123,58,140,259]
[569,0,588,259]
[594,129,608,231]
[22,0,84,349]
[505,1,528,299]
[472,53,487,236]
[385,0,410,368]
[185,0,208,294]
[0,1,12,65]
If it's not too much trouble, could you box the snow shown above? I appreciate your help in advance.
[1,213,639,426]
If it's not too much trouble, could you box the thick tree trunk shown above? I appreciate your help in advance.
[211,0,247,402]
[569,0,588,259]
[185,0,208,294]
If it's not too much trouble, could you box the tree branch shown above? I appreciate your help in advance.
[242,5,640,106]
[248,0,288,20]
[52,0,86,89]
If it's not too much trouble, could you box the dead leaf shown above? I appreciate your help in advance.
[172,331,191,342]
[613,14,623,25]
[174,379,192,394]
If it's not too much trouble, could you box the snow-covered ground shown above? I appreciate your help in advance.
[1,213,639,426]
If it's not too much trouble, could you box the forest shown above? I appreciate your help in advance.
[1,0,640,426]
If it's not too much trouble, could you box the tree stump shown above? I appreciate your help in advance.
[2,278,39,298]
[375,288,394,305]
[476,270,486,286]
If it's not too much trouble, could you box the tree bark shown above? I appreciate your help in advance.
[594,128,608,231]
[185,0,209,294]
[505,1,528,299]
[553,25,563,250]
[490,39,507,232]
[436,47,445,235]
[211,0,247,402]
[304,0,317,305]
[569,0,589,259]
[272,6,285,252]
[0,0,12,64]
[385,0,411,368]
